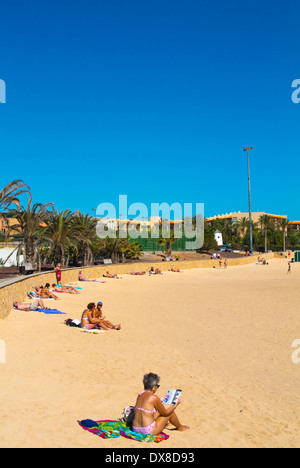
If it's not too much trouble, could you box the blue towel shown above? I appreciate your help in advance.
[36,308,66,315]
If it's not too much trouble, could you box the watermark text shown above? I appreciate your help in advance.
[0,79,6,103]
[0,339,6,363]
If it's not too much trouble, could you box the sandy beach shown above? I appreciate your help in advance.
[0,258,299,448]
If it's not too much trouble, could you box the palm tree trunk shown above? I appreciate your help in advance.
[265,229,268,253]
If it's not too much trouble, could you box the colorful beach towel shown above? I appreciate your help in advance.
[78,419,169,443]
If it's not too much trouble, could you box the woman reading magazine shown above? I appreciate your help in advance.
[132,372,190,436]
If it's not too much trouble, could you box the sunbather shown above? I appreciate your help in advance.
[78,271,96,282]
[169,268,182,273]
[92,301,121,330]
[34,286,60,300]
[132,372,190,436]
[13,299,50,311]
[103,271,119,279]
[49,283,80,294]
[129,271,146,275]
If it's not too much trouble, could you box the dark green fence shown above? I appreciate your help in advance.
[295,251,300,262]
[130,235,195,252]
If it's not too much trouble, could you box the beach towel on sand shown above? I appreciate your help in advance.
[36,308,66,315]
[78,419,169,443]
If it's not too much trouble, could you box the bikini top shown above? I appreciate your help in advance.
[135,391,156,414]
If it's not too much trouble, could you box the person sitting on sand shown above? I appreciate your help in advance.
[13,299,50,311]
[103,271,119,279]
[129,271,146,275]
[81,303,104,330]
[149,267,162,275]
[78,271,96,282]
[132,372,190,436]
[34,286,60,300]
[92,302,121,330]
[49,283,80,295]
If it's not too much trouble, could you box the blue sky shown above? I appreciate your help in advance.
[0,0,299,220]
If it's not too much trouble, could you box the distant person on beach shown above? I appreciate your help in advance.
[54,264,62,285]
[132,372,190,436]
[224,259,227,269]
[287,263,291,274]
[169,268,182,273]
[92,302,121,330]
[149,267,162,275]
[103,271,119,279]
[129,271,146,275]
[13,299,50,311]
[78,271,96,282]
[49,283,80,295]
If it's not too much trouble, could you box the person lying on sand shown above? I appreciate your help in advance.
[78,271,97,282]
[92,302,121,330]
[129,271,146,275]
[169,268,182,273]
[132,372,190,436]
[13,299,50,311]
[103,271,120,279]
[34,286,60,300]
[49,283,80,294]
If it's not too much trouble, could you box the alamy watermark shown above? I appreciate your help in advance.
[0,79,6,103]
[95,196,204,250]
[0,339,6,363]
[291,79,300,104]
[291,339,300,364]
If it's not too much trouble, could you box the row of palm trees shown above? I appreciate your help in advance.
[209,215,294,252]
[0,180,143,269]
[0,180,298,268]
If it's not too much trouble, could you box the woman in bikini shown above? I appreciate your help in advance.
[81,303,103,330]
[132,373,189,436]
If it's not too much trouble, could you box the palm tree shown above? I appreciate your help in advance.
[72,213,97,266]
[0,179,30,211]
[279,218,289,252]
[5,199,53,268]
[157,234,178,257]
[42,209,78,266]
[259,215,273,253]
[236,217,249,239]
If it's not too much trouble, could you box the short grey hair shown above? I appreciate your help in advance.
[143,372,160,390]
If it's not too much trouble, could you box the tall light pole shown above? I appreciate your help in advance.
[243,147,254,253]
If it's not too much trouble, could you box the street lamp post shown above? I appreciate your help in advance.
[243,147,254,253]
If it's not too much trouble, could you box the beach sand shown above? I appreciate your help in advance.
[0,258,299,448]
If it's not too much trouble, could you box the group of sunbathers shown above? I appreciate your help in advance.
[78,270,120,281]
[28,283,80,300]
[128,267,183,275]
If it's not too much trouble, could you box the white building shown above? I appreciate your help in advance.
[214,230,223,247]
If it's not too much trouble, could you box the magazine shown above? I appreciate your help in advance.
[161,389,182,405]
